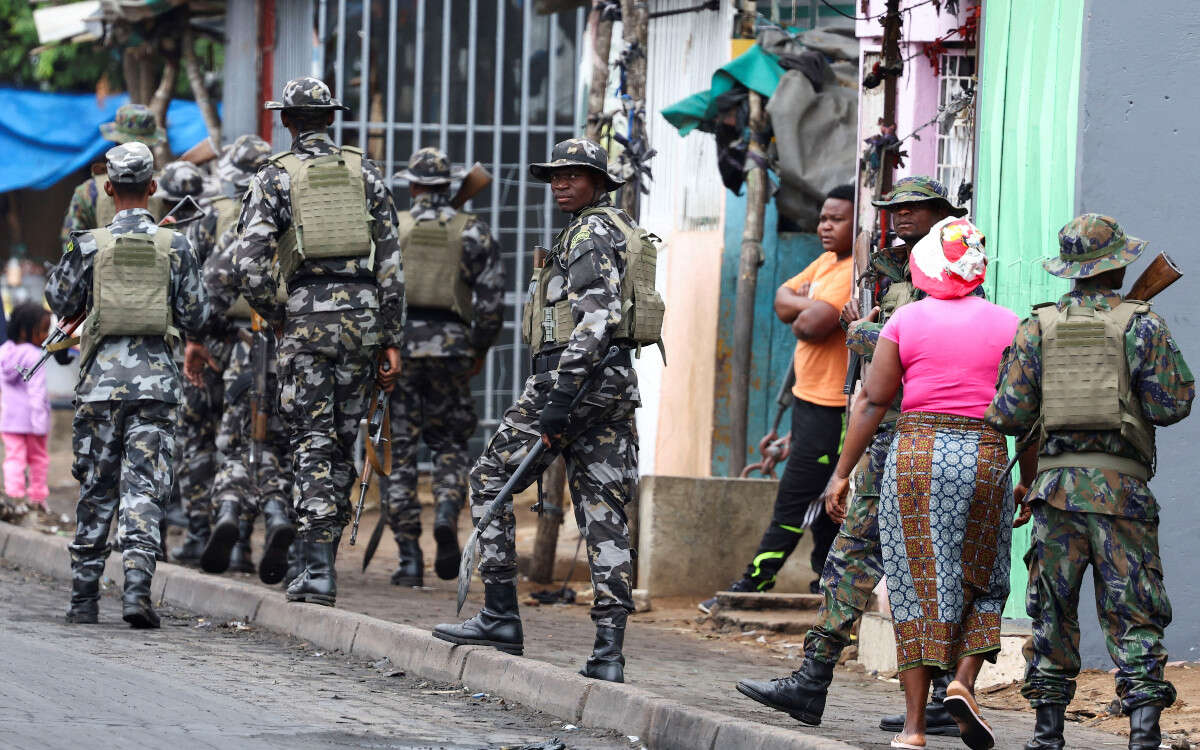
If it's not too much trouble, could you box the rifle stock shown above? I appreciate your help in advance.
[450,162,493,209]
[1127,252,1181,302]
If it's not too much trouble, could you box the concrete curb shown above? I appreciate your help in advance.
[0,522,859,750]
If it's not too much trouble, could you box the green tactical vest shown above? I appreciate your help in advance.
[396,211,474,324]
[78,228,178,368]
[1035,300,1155,480]
[879,279,919,319]
[210,195,240,240]
[272,147,374,280]
[520,206,665,358]
[93,174,167,228]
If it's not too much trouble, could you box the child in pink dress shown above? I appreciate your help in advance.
[0,303,52,509]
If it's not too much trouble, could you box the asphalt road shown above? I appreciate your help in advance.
[0,562,636,750]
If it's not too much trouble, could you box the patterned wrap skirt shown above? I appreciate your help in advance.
[879,411,1013,672]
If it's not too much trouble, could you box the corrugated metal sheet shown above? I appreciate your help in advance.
[221,0,259,143]
[271,0,316,149]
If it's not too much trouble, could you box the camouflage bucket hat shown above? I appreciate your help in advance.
[218,134,272,191]
[1043,213,1147,279]
[395,147,464,186]
[264,76,349,111]
[155,161,206,201]
[871,175,968,218]
[529,138,625,192]
[105,142,155,184]
[99,103,166,146]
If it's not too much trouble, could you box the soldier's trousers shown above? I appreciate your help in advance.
[69,399,175,583]
[379,356,476,541]
[1022,502,1175,712]
[278,311,377,542]
[471,373,639,629]
[802,427,891,666]
[178,365,223,523]
[212,363,293,520]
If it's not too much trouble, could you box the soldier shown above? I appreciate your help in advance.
[60,104,167,250]
[47,142,210,628]
[985,214,1194,750]
[434,138,663,685]
[736,177,967,735]
[233,77,404,607]
[189,135,298,581]
[380,147,504,587]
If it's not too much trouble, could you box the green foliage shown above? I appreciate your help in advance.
[0,0,121,91]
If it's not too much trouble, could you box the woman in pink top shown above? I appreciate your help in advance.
[820,219,1019,750]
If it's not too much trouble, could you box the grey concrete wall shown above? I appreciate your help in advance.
[1073,0,1200,667]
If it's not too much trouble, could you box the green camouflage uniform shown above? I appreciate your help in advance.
[986,284,1193,711]
[380,149,504,543]
[46,146,210,588]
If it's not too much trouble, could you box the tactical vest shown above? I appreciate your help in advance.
[93,173,167,228]
[396,211,474,324]
[879,279,919,319]
[78,228,178,367]
[1035,300,1155,480]
[521,206,665,358]
[271,147,374,280]
[210,195,240,240]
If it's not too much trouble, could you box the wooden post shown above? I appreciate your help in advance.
[148,52,179,166]
[585,3,614,142]
[617,0,648,222]
[880,0,901,197]
[528,457,568,583]
[729,91,769,476]
[182,28,222,147]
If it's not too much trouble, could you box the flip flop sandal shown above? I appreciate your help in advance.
[890,737,925,749]
[943,680,996,750]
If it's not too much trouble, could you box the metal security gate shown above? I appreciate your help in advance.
[313,0,586,453]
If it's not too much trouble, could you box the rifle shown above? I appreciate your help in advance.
[450,162,493,210]
[247,312,273,492]
[21,195,204,383]
[842,229,878,402]
[1127,252,1181,302]
[349,380,392,546]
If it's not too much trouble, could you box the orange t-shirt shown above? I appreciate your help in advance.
[784,252,854,407]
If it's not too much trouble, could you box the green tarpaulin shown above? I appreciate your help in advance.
[660,44,786,136]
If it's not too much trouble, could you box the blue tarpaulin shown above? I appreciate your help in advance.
[0,87,213,193]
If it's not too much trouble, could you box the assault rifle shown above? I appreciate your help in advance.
[350,379,392,547]
[842,229,879,402]
[20,196,203,383]
[247,312,273,491]
[450,162,493,210]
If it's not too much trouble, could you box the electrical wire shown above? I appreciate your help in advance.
[819,0,941,22]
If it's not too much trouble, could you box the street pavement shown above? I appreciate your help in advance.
[0,562,636,750]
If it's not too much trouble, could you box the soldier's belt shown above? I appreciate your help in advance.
[407,306,466,323]
[1037,452,1149,482]
[532,346,631,375]
[288,271,378,288]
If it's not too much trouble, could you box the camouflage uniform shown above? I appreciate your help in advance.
[46,143,210,620]
[985,215,1194,715]
[60,104,167,252]
[380,148,505,557]
[235,79,404,547]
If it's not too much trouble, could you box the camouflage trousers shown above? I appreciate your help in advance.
[178,363,223,522]
[1021,502,1176,712]
[212,343,292,521]
[69,399,175,583]
[278,311,378,542]
[471,371,639,628]
[378,356,476,541]
[803,426,891,665]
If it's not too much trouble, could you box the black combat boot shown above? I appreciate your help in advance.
[163,500,188,529]
[282,538,304,588]
[259,498,296,584]
[580,613,627,683]
[65,575,100,624]
[200,500,239,574]
[171,514,209,566]
[121,568,160,629]
[432,500,461,580]
[736,657,834,726]
[880,672,961,736]
[433,582,524,655]
[390,538,423,587]
[1023,704,1066,750]
[1127,704,1163,750]
[286,537,337,607]
[228,519,256,574]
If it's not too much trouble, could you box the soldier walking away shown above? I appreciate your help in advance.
[47,142,210,628]
[233,77,404,607]
[985,214,1194,750]
[736,177,967,735]
[380,147,504,587]
[434,138,664,684]
[60,104,167,252]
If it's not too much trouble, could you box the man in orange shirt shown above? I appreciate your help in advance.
[699,185,855,612]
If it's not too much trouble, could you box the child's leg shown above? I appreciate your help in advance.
[2,432,29,499]
[26,434,50,505]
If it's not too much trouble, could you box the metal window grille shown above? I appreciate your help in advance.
[935,51,976,215]
[313,0,586,457]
